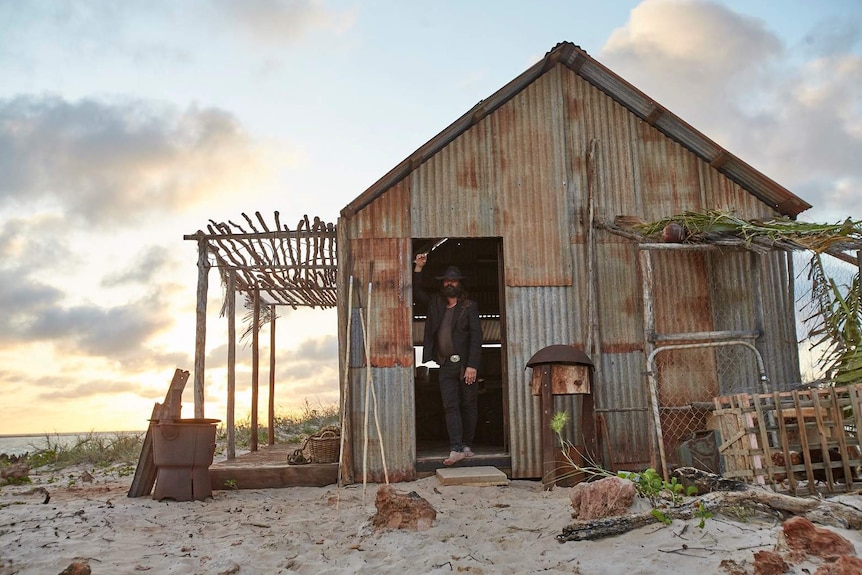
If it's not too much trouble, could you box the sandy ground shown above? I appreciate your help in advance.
[2,465,862,575]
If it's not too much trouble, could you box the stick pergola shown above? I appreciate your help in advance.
[184,211,337,457]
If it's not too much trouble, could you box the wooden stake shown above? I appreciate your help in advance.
[361,279,372,501]
[268,304,276,446]
[336,276,353,508]
[193,238,210,418]
[251,287,260,452]
[227,269,236,459]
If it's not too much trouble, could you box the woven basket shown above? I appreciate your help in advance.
[308,428,340,463]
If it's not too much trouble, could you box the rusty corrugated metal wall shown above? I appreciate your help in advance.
[339,62,801,481]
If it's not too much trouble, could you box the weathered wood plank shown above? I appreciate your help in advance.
[127,369,189,498]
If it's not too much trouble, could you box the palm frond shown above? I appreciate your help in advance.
[635,210,862,253]
[239,293,277,346]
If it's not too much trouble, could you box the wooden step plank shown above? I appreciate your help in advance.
[436,466,509,486]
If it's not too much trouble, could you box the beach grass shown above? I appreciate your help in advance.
[2,400,340,478]
[22,432,144,471]
[223,399,340,447]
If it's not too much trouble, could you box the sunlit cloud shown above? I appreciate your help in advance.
[101,246,175,287]
[215,0,357,46]
[601,0,862,221]
[0,96,280,228]
[33,376,142,401]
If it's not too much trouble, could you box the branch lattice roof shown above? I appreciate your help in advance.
[184,212,337,309]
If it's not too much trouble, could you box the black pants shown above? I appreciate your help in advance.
[438,361,478,452]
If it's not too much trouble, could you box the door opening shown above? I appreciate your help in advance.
[411,237,506,460]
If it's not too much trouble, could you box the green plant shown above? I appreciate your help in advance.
[224,479,238,490]
[0,475,32,486]
[551,411,702,525]
[548,411,615,484]
[651,509,671,525]
[694,500,713,529]
[805,253,862,385]
[616,468,696,508]
[112,464,135,478]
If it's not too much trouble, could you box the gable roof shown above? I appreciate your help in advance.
[342,41,811,219]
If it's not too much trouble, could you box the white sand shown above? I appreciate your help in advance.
[2,466,862,575]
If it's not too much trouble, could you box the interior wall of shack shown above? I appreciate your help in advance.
[338,63,801,482]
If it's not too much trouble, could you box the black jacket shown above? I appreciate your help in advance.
[413,271,482,370]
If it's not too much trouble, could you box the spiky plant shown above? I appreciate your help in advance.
[805,254,862,385]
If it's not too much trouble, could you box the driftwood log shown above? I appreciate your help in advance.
[558,467,862,542]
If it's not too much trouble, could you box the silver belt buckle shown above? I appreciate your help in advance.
[449,354,461,363]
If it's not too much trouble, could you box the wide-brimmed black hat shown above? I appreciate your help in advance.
[435,266,466,281]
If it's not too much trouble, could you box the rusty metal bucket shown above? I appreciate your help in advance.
[152,418,220,501]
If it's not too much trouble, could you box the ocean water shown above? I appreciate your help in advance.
[0,431,145,457]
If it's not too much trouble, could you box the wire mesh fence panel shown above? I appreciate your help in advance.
[649,249,772,471]
[653,344,763,470]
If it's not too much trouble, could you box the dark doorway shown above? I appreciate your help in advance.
[411,237,507,464]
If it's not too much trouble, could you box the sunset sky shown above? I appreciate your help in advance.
[1,0,860,435]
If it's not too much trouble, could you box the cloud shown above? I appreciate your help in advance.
[0,267,64,322]
[603,0,782,118]
[18,297,171,357]
[0,96,278,228]
[101,245,176,287]
[0,215,78,272]
[214,0,356,46]
[0,264,174,359]
[204,334,337,376]
[600,0,862,221]
[32,376,143,401]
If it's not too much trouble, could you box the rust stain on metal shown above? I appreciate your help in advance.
[347,238,412,367]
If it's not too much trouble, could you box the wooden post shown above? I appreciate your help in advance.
[193,237,210,418]
[749,252,771,396]
[227,269,236,460]
[336,222,354,485]
[639,248,665,478]
[585,141,605,469]
[268,304,276,446]
[338,276,354,494]
[251,287,260,452]
[541,366,555,489]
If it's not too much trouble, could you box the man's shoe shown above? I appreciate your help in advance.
[443,450,466,466]
[462,446,475,458]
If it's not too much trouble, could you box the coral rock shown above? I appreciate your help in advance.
[372,485,436,531]
[58,562,91,575]
[0,461,30,482]
[783,516,855,558]
[752,550,789,575]
[815,555,862,575]
[569,476,636,520]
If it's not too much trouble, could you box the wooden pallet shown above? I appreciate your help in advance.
[713,385,862,494]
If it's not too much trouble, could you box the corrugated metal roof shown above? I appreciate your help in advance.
[341,42,810,220]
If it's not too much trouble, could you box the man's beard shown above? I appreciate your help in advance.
[442,285,461,298]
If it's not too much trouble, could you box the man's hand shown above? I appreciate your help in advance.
[414,252,427,271]
[464,367,477,385]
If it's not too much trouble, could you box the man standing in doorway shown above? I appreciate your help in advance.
[413,252,482,465]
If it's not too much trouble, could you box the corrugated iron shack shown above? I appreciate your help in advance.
[336,42,811,484]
